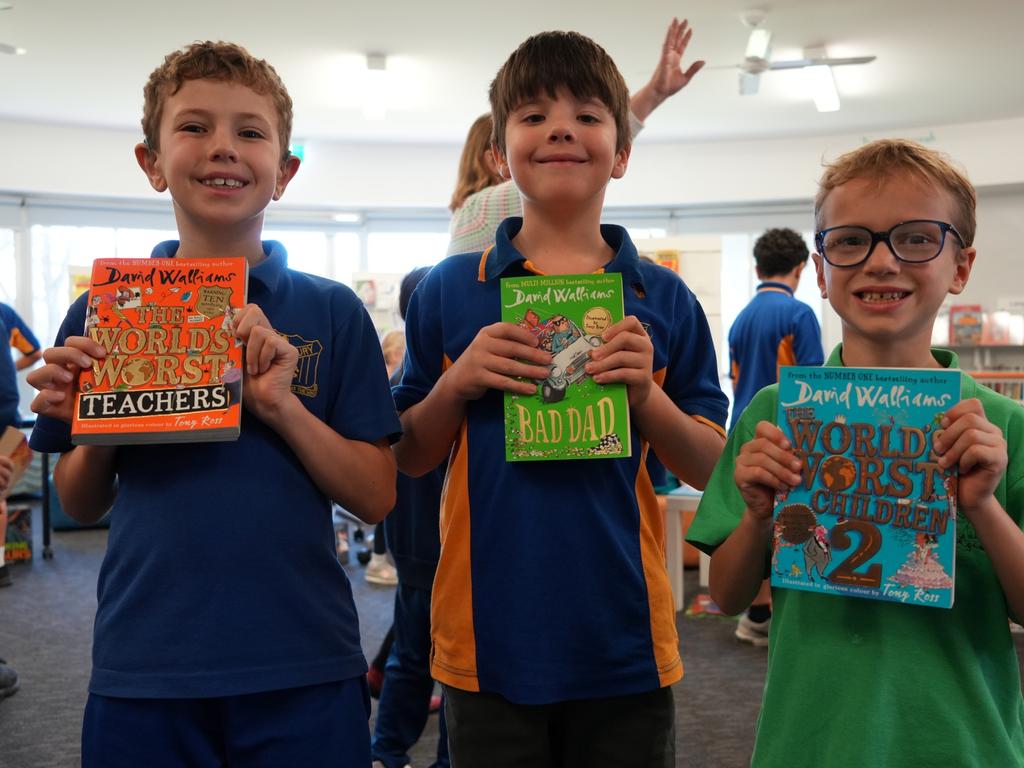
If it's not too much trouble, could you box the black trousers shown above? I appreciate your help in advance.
[443,684,675,768]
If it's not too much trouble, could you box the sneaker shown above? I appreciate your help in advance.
[365,553,398,586]
[0,660,20,699]
[0,565,11,588]
[735,614,770,647]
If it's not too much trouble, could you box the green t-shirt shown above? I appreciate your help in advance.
[687,346,1024,767]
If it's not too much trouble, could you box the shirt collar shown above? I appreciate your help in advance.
[825,343,961,370]
[480,217,647,294]
[757,280,794,296]
[150,240,288,293]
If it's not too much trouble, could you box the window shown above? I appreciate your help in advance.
[366,232,450,276]
[0,229,15,303]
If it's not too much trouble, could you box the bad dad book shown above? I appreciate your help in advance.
[771,365,960,609]
[500,273,630,462]
[71,257,247,445]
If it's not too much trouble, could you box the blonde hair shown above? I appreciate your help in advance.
[815,139,977,246]
[142,41,293,161]
[449,114,501,212]
[380,329,406,372]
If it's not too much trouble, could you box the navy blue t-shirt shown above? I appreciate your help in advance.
[0,313,19,427]
[30,241,401,698]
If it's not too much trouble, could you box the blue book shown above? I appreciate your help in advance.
[771,366,960,609]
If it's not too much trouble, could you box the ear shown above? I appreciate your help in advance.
[134,142,168,193]
[272,154,301,201]
[611,142,631,180]
[812,252,828,298]
[491,142,510,180]
[948,246,976,295]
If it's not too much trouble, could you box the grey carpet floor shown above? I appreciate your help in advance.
[4,506,1016,767]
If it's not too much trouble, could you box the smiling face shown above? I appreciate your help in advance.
[814,174,975,367]
[135,78,299,249]
[494,87,629,216]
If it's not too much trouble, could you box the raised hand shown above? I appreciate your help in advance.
[586,316,654,407]
[934,398,1008,517]
[445,322,551,402]
[231,304,300,421]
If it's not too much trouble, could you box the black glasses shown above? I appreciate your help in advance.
[815,220,965,268]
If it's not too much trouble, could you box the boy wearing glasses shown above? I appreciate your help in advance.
[687,138,1024,766]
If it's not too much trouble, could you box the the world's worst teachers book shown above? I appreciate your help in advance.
[771,365,961,608]
[500,273,630,462]
[71,257,247,445]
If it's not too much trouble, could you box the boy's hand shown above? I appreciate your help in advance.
[445,322,551,402]
[734,421,803,522]
[934,398,1008,517]
[27,336,108,424]
[232,304,300,420]
[0,455,14,493]
[586,316,653,407]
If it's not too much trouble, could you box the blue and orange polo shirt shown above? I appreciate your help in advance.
[394,218,728,704]
[728,280,823,432]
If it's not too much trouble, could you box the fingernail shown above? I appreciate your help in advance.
[58,370,73,382]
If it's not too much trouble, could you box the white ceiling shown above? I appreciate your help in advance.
[1,0,1022,146]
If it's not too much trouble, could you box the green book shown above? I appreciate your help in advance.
[500,273,631,461]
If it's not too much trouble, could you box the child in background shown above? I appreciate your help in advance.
[687,139,1024,766]
[394,30,727,766]
[27,41,399,767]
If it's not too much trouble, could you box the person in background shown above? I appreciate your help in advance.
[0,305,33,587]
[688,139,1024,767]
[446,16,704,256]
[365,329,408,587]
[726,227,823,645]
[372,265,448,768]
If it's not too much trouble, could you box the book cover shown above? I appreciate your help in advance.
[772,365,961,608]
[500,273,631,461]
[71,257,247,445]
[948,304,983,346]
[3,505,31,563]
[0,426,31,501]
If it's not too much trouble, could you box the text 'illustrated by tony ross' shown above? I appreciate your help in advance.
[500,273,630,462]
[71,257,247,445]
[772,366,961,608]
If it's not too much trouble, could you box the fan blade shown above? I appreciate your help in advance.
[745,27,772,60]
[767,55,876,71]
[0,42,26,55]
[739,71,760,96]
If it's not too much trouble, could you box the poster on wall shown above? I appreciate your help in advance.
[353,272,403,333]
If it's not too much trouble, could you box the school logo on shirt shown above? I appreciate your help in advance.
[282,333,323,397]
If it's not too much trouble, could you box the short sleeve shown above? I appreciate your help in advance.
[29,295,89,453]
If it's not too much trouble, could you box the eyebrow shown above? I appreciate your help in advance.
[172,109,272,126]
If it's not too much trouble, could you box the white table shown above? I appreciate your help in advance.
[663,486,710,612]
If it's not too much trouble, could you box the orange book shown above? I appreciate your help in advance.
[71,257,247,445]
[0,425,31,500]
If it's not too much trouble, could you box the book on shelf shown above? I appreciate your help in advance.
[500,272,631,461]
[948,304,983,346]
[980,311,1024,346]
[71,257,248,445]
[771,365,961,609]
[0,425,31,501]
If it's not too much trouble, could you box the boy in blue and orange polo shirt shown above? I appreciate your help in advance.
[393,31,728,767]
[28,42,399,767]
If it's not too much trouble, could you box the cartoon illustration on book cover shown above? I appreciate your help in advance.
[500,273,631,462]
[72,257,247,445]
[772,366,961,608]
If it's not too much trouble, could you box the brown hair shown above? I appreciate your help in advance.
[488,31,630,156]
[142,41,293,161]
[815,139,977,246]
[449,114,502,212]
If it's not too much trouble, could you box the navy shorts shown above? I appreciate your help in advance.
[82,677,371,768]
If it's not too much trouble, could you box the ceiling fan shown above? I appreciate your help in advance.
[0,2,27,56]
[726,8,874,96]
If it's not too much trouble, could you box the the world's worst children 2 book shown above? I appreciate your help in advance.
[71,257,247,445]
[771,365,960,608]
[500,273,631,462]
